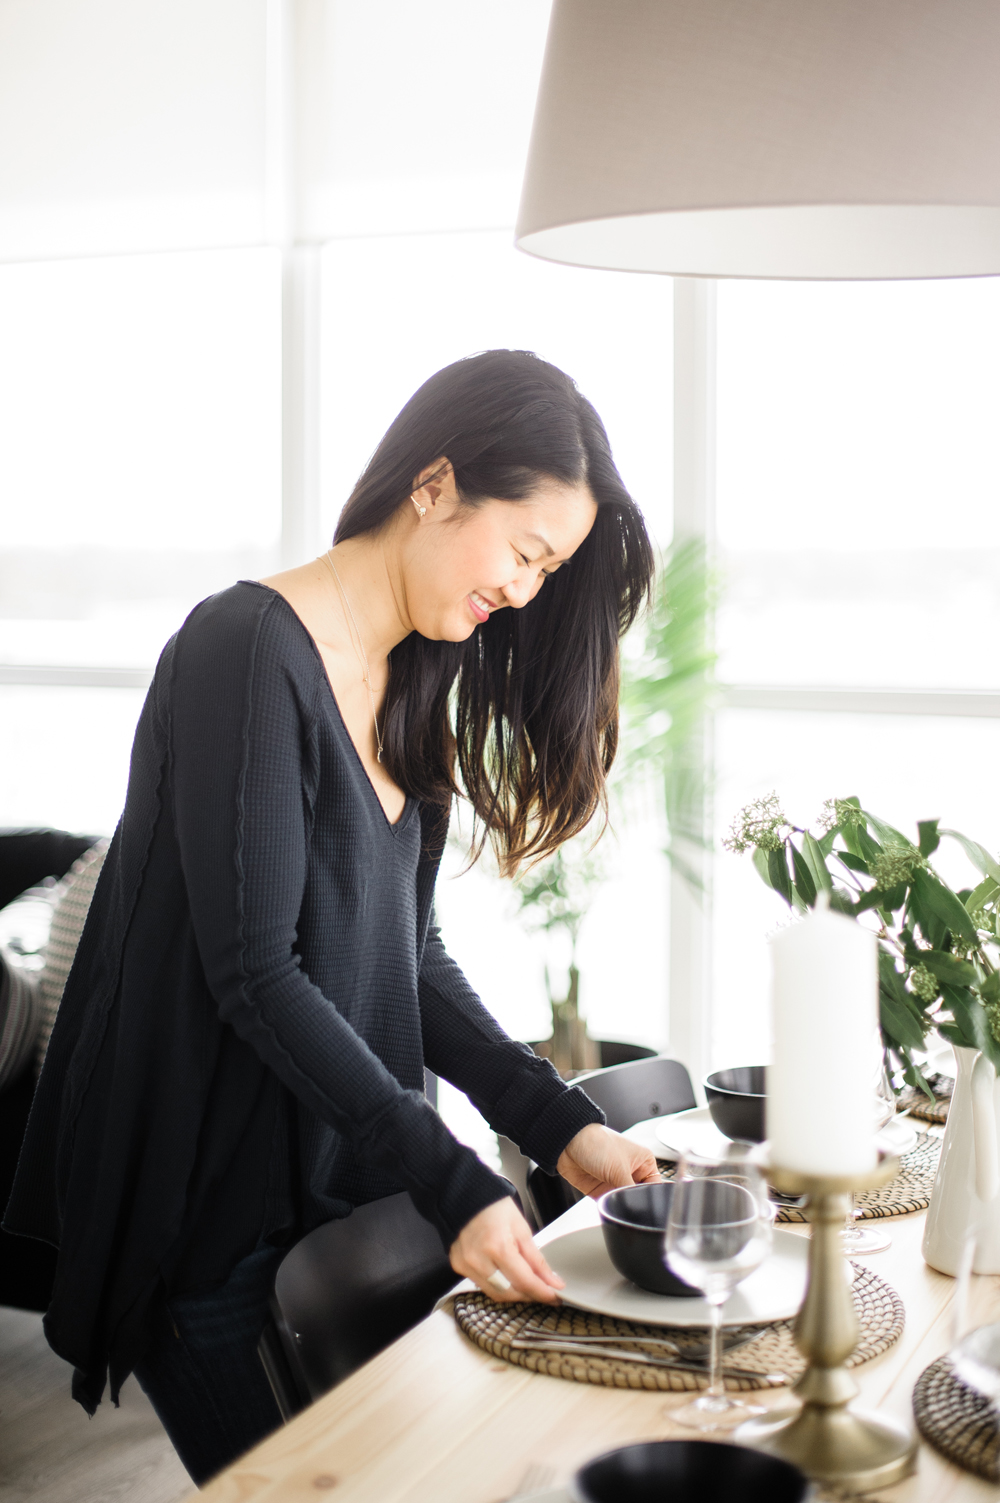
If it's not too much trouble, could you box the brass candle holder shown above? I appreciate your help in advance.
[736,1154,918,1494]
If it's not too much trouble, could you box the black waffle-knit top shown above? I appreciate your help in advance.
[5,581,602,1413]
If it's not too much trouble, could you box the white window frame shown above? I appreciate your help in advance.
[10,269,1000,1089]
[670,277,1000,1094]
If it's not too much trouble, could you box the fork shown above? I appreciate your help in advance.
[511,1322,760,1360]
[505,1334,787,1383]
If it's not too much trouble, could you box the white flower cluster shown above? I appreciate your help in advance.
[723,793,788,855]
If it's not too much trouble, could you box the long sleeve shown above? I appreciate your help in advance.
[418,926,604,1172]
[170,589,509,1242]
[9,582,556,1417]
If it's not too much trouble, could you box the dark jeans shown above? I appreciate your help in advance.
[134,1244,285,1487]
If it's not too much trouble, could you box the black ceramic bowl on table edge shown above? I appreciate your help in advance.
[597,1182,699,1297]
[572,1438,813,1503]
[704,1064,767,1143]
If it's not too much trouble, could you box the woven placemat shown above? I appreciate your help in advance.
[897,1074,953,1125]
[656,1133,940,1224]
[914,1355,1000,1482]
[454,1263,903,1393]
[772,1131,940,1224]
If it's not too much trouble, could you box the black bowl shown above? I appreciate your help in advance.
[597,1182,699,1297]
[573,1439,812,1503]
[705,1065,767,1142]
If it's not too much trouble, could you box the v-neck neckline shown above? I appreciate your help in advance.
[246,581,416,835]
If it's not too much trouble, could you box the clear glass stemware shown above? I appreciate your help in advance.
[663,1145,773,1431]
[843,1060,896,1255]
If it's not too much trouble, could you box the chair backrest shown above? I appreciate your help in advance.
[265,1190,458,1414]
[526,1055,695,1228]
[0,828,99,1313]
[0,828,98,911]
[571,1055,696,1132]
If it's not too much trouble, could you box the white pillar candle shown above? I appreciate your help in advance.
[768,903,878,1177]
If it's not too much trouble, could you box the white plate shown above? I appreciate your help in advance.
[654,1106,736,1160]
[654,1106,919,1162]
[543,1224,809,1328]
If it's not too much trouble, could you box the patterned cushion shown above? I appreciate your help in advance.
[35,840,109,1074]
[0,887,52,1092]
[0,953,43,1092]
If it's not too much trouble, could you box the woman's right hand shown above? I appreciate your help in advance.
[449,1196,565,1304]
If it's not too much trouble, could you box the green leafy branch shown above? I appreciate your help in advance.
[724,794,1000,1095]
[513,841,605,964]
[619,538,717,884]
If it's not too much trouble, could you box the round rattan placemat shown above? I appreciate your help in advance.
[656,1133,940,1224]
[913,1355,1000,1482]
[897,1074,952,1125]
[772,1131,940,1224]
[453,1263,903,1393]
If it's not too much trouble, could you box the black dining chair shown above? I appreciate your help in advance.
[0,827,100,1314]
[259,1189,461,1421]
[498,1042,659,1229]
[525,1054,697,1228]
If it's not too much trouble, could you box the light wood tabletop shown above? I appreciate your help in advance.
[196,1124,1000,1503]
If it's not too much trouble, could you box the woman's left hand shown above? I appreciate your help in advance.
[556,1122,660,1198]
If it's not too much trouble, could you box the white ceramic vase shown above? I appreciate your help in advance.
[922,1044,1000,1276]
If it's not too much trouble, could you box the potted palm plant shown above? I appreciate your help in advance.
[515,539,717,1076]
[512,839,604,1076]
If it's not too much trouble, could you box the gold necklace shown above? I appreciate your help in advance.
[320,550,385,764]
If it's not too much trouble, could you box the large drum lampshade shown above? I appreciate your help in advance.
[516,0,1000,280]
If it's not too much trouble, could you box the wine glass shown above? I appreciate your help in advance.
[843,1060,896,1255]
[663,1145,773,1431]
[951,1321,1000,1427]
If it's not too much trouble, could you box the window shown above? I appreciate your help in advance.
[0,247,282,830]
[321,230,674,1058]
[7,5,995,1145]
[711,277,1000,1072]
[0,4,678,1166]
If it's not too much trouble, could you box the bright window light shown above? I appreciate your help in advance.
[0,246,281,830]
[713,709,1000,1070]
[320,231,674,550]
[716,279,1000,690]
[318,231,674,1051]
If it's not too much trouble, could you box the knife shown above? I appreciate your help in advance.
[503,1335,788,1383]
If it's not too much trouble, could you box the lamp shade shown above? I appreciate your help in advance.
[516,0,1000,280]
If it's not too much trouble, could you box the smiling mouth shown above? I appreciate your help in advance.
[468,591,495,623]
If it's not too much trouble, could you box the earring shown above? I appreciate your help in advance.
[412,496,427,519]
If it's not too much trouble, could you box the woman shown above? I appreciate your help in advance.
[6,350,660,1484]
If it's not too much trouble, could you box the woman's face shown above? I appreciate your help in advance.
[400,466,599,642]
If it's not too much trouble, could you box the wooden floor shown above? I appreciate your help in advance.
[0,1306,192,1503]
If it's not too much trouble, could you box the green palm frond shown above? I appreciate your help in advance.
[619,538,718,879]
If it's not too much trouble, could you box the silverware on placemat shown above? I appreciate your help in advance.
[511,1321,761,1361]
[503,1333,788,1383]
[658,1158,806,1210]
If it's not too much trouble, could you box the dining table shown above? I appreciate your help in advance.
[195,1116,1000,1503]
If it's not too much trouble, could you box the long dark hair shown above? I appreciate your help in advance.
[335,350,654,872]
